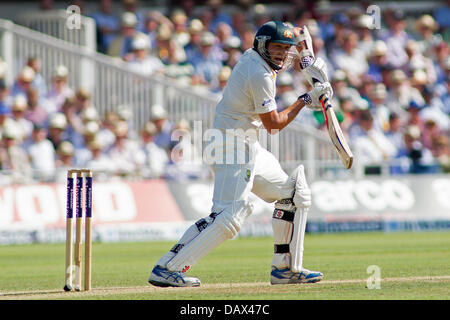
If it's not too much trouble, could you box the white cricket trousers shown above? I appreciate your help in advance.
[159,138,295,272]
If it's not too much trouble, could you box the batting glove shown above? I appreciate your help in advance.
[298,82,333,110]
[301,57,329,85]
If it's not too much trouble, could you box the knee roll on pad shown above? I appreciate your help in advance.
[290,165,311,208]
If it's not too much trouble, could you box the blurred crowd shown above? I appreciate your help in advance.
[0,0,449,184]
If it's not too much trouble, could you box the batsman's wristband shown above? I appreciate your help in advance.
[298,93,312,105]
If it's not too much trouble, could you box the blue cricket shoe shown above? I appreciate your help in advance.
[149,265,201,287]
[270,267,323,284]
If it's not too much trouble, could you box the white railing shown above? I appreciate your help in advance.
[0,19,217,133]
[0,18,349,180]
[15,9,96,51]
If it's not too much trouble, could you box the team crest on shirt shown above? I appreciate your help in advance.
[284,29,293,39]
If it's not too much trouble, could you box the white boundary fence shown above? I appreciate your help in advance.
[0,18,351,180]
[15,9,96,51]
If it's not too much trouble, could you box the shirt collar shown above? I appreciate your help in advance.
[246,48,276,76]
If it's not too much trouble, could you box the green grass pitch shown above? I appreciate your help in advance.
[0,231,449,300]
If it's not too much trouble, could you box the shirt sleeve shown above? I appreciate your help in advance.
[249,72,277,114]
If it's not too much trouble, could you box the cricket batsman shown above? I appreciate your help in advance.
[149,21,333,287]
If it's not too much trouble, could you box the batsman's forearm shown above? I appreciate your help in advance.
[268,99,306,133]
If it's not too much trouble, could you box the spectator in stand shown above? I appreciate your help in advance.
[352,110,397,174]
[107,12,144,60]
[208,0,233,32]
[222,35,242,68]
[310,25,334,79]
[369,83,390,133]
[0,79,12,108]
[414,14,441,57]
[385,112,405,152]
[73,120,100,167]
[275,72,298,112]
[97,110,119,150]
[397,125,437,174]
[170,9,190,50]
[10,95,33,144]
[140,121,169,179]
[433,0,450,42]
[410,70,429,99]
[143,11,159,51]
[180,0,195,21]
[332,30,368,88]
[230,10,246,38]
[150,104,173,153]
[45,65,74,114]
[356,14,376,59]
[367,40,390,83]
[330,69,365,114]
[346,6,365,29]
[431,134,450,173]
[122,0,146,33]
[160,12,188,65]
[73,88,95,116]
[184,19,205,64]
[347,99,371,140]
[210,65,232,97]
[55,141,76,182]
[419,77,450,132]
[386,69,425,119]
[154,24,175,64]
[24,124,56,182]
[199,7,214,33]
[314,1,334,44]
[251,4,271,28]
[126,34,165,76]
[47,112,69,151]
[238,23,256,51]
[26,57,47,97]
[60,97,84,149]
[11,66,35,98]
[433,41,449,84]
[107,120,146,177]
[360,74,376,103]
[406,101,425,132]
[0,103,12,139]
[24,88,48,127]
[325,13,350,56]
[142,11,174,54]
[163,120,208,181]
[0,123,33,184]
[90,0,120,54]
[381,9,410,70]
[215,22,233,48]
[85,137,116,180]
[189,31,224,85]
[421,117,442,151]
[405,40,437,86]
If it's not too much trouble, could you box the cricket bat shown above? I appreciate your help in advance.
[295,26,353,169]
[318,91,353,169]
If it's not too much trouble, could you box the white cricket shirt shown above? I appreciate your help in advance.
[212,49,277,134]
